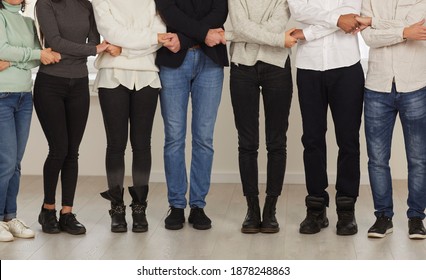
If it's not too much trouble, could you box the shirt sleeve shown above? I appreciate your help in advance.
[226,0,287,47]
[35,0,97,57]
[361,0,405,48]
[92,0,165,50]
[288,0,361,28]
[303,25,339,42]
[155,0,227,43]
[0,15,41,63]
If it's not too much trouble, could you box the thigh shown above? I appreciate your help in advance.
[328,63,364,142]
[159,65,191,141]
[33,73,69,150]
[15,93,33,162]
[130,86,159,147]
[230,63,260,145]
[99,86,130,148]
[260,61,293,143]
[64,77,90,151]
[191,54,224,139]
[398,88,426,159]
[0,93,18,169]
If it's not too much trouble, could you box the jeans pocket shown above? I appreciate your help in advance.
[0,93,11,99]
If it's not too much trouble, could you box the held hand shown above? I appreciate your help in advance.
[51,51,61,63]
[354,16,372,33]
[0,60,11,71]
[337,13,360,33]
[106,44,122,57]
[205,28,225,47]
[40,48,58,65]
[290,28,305,40]
[403,19,426,40]
[284,28,298,48]
[158,33,175,44]
[162,33,181,53]
[96,41,109,54]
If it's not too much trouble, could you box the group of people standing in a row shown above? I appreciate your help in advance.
[0,0,425,243]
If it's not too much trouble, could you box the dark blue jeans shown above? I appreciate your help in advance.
[365,85,426,219]
[34,72,90,207]
[230,59,293,197]
[0,92,32,220]
[297,62,364,205]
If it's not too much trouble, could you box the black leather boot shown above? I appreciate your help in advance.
[299,196,329,234]
[100,186,127,233]
[260,196,280,233]
[241,196,261,233]
[38,207,60,234]
[128,186,148,232]
[336,196,358,235]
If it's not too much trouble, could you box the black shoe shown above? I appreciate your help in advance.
[299,196,329,234]
[100,186,127,232]
[59,212,86,235]
[165,207,185,230]
[368,215,393,238]
[336,196,358,236]
[241,196,261,234]
[109,204,127,232]
[188,207,211,230]
[260,196,280,233]
[129,186,149,233]
[38,207,60,234]
[408,217,426,239]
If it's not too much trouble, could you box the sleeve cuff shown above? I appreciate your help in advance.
[30,49,41,61]
[150,32,159,46]
[303,27,314,42]
[225,31,234,41]
[329,13,341,28]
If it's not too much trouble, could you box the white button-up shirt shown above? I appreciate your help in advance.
[362,0,426,93]
[287,0,361,71]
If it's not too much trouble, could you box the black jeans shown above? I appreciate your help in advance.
[33,72,90,206]
[297,62,364,205]
[230,59,293,197]
[98,85,159,190]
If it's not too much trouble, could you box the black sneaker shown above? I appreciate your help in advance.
[59,212,86,235]
[368,215,393,238]
[408,217,426,239]
[188,207,211,230]
[38,207,60,234]
[164,207,185,230]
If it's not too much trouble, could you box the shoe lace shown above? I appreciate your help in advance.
[8,219,29,232]
[410,218,424,229]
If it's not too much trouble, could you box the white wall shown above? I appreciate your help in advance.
[21,2,409,184]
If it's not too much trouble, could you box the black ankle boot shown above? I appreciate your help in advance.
[128,186,148,232]
[261,196,280,233]
[299,196,329,234]
[336,196,358,235]
[100,186,127,232]
[59,212,86,235]
[38,207,60,234]
[241,196,261,233]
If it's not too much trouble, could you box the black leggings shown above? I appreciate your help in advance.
[98,85,159,190]
[34,72,90,206]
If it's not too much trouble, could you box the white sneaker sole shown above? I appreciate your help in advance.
[12,233,35,239]
[409,233,426,239]
[368,228,393,238]
[0,236,14,242]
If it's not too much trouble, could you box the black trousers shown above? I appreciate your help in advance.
[34,72,90,206]
[230,59,293,197]
[297,62,364,205]
[98,85,159,190]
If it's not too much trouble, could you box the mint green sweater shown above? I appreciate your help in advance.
[0,1,41,92]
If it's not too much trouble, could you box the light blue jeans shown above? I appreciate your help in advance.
[159,49,224,208]
[0,92,33,221]
[365,85,426,219]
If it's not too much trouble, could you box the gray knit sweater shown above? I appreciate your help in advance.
[226,0,291,68]
[36,0,99,78]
